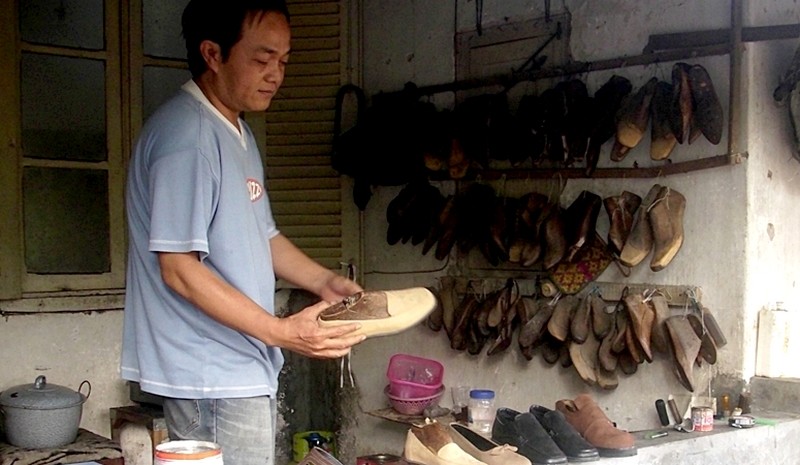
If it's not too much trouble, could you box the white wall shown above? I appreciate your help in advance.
[0,311,129,437]
[350,0,800,457]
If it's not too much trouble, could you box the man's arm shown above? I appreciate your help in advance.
[269,233,362,301]
[158,251,363,358]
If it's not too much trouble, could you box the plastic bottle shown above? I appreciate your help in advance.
[737,384,752,415]
[306,432,330,452]
[468,389,496,434]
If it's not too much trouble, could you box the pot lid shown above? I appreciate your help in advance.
[0,375,86,410]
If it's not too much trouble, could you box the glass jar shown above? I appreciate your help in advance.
[468,389,496,434]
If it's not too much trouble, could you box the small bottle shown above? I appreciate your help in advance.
[306,432,329,452]
[720,393,731,418]
[737,384,752,415]
[468,389,496,434]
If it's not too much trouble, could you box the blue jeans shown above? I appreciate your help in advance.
[163,396,276,465]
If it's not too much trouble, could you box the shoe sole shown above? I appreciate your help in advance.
[319,287,437,338]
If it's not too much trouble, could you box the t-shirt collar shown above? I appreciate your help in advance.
[182,80,247,149]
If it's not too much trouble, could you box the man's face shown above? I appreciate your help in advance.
[215,11,291,115]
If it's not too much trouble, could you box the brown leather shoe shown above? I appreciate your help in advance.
[431,195,458,260]
[665,315,702,392]
[615,77,658,149]
[649,294,672,354]
[438,276,458,339]
[650,80,678,160]
[591,293,613,339]
[450,290,480,351]
[587,75,633,173]
[609,138,632,162]
[547,294,578,342]
[700,305,727,348]
[687,312,717,364]
[670,62,693,144]
[598,325,619,372]
[568,333,600,387]
[541,204,568,270]
[618,349,638,375]
[565,191,602,262]
[618,184,661,267]
[541,333,564,365]
[555,394,636,457]
[519,297,555,349]
[624,319,644,364]
[569,296,592,344]
[604,191,642,256]
[426,286,444,332]
[624,293,655,362]
[595,363,619,391]
[648,186,686,271]
[611,310,629,354]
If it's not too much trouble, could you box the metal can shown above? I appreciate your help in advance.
[691,406,714,432]
[155,440,223,464]
[356,454,403,465]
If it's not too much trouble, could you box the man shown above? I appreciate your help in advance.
[121,1,365,464]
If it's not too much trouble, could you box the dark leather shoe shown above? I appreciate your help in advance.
[688,64,724,145]
[565,191,602,262]
[491,408,567,465]
[670,62,693,144]
[650,80,678,160]
[540,204,567,270]
[529,405,599,463]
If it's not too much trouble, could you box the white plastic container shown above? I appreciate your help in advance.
[756,302,800,378]
[468,389,496,434]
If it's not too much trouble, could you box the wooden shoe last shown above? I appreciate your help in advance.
[319,287,437,338]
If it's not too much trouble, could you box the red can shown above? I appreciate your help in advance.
[691,406,714,432]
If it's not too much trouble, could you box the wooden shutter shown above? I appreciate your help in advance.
[265,0,346,270]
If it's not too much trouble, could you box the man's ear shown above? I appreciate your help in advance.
[199,40,222,72]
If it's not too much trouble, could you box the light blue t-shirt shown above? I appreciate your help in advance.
[121,81,283,399]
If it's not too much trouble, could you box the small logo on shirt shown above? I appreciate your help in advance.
[247,178,263,202]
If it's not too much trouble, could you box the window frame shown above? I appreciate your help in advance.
[0,1,126,307]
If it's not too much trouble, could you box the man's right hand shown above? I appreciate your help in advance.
[275,300,366,359]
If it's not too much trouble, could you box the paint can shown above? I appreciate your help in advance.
[691,406,714,432]
[155,440,223,464]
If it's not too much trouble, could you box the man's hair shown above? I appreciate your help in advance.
[182,0,290,79]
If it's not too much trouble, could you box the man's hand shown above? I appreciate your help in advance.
[276,300,365,359]
[317,274,363,303]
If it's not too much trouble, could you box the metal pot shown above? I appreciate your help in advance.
[0,375,91,449]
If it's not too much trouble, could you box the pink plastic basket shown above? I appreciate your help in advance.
[386,354,444,398]
[384,385,445,415]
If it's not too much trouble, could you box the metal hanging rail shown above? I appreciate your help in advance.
[388,43,732,98]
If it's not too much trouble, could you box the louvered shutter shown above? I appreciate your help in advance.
[265,1,346,270]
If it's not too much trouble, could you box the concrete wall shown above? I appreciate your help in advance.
[349,0,800,457]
